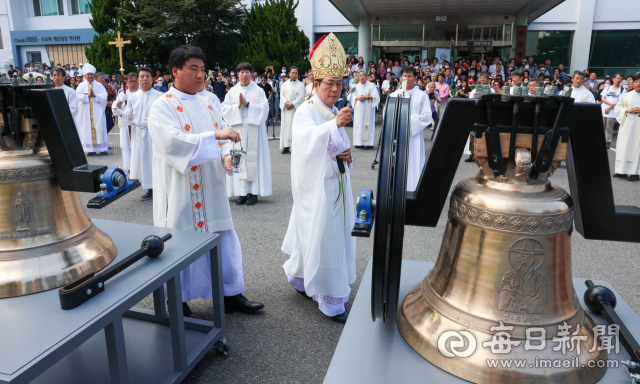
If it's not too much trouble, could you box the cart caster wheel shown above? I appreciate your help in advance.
[212,337,230,355]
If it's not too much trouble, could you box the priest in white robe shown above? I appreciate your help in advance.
[51,67,77,124]
[390,66,433,192]
[75,63,109,154]
[148,45,264,317]
[305,68,316,99]
[112,73,139,172]
[124,68,161,201]
[282,33,355,324]
[570,72,596,103]
[613,73,640,182]
[279,66,305,154]
[220,62,272,206]
[349,70,380,148]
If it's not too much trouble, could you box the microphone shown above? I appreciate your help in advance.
[337,158,345,174]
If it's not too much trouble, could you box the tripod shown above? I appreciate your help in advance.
[267,91,279,141]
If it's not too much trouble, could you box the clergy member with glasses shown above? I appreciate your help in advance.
[281,33,356,324]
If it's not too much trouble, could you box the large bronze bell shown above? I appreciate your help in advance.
[0,85,116,298]
[397,141,606,382]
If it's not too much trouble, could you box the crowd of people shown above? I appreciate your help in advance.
[42,35,640,327]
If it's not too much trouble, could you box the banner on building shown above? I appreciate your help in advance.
[435,48,451,64]
[515,25,528,62]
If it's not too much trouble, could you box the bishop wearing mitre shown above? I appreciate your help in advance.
[279,66,305,154]
[112,73,140,172]
[282,33,355,324]
[613,73,640,182]
[389,66,432,192]
[349,70,380,148]
[148,45,264,317]
[75,63,109,155]
[124,68,161,201]
[220,62,272,206]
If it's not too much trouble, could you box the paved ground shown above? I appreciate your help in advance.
[82,119,640,384]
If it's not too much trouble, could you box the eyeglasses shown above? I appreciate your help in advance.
[322,82,343,89]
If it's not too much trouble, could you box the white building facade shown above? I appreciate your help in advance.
[253,0,640,78]
[0,0,94,72]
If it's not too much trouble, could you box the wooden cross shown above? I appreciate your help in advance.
[108,31,131,73]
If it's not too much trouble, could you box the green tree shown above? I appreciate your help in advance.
[85,0,143,75]
[119,0,246,71]
[235,0,310,73]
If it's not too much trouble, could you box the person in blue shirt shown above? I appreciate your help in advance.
[153,78,168,92]
[444,68,454,86]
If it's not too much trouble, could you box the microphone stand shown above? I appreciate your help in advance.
[268,88,279,141]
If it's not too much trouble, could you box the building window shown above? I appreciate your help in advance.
[33,0,64,16]
[46,44,89,69]
[525,31,572,71]
[588,30,640,78]
[315,32,358,56]
[458,25,504,42]
[27,52,43,65]
[71,0,92,15]
[380,25,423,42]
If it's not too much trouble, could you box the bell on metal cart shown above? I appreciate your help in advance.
[0,82,139,298]
[354,83,640,383]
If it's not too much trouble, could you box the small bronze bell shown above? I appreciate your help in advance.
[397,140,607,383]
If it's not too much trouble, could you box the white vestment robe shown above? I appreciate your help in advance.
[57,84,78,122]
[390,87,433,192]
[220,82,272,197]
[112,89,139,172]
[305,82,316,99]
[76,80,108,152]
[198,89,221,110]
[571,86,596,103]
[149,86,244,300]
[349,81,380,146]
[125,88,161,189]
[279,79,305,149]
[282,95,357,317]
[614,91,640,175]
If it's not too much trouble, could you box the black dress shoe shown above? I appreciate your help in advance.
[224,294,264,313]
[628,175,639,182]
[246,194,258,205]
[182,302,194,317]
[330,309,349,324]
[236,195,247,205]
[86,152,96,156]
[365,146,373,149]
[98,151,109,156]
[165,299,194,318]
[281,147,290,154]
[140,189,153,201]
[295,289,311,299]
[464,156,475,163]
[613,173,628,178]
